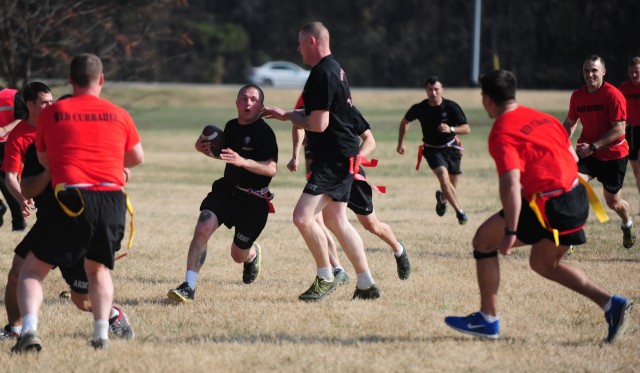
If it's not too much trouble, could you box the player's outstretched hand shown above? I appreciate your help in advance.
[262,106,290,121]
[220,148,246,167]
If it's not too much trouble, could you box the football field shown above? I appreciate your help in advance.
[1,84,638,372]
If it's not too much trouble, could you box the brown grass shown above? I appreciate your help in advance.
[0,85,638,372]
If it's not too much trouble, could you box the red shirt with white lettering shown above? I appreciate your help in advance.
[619,80,640,127]
[489,106,577,200]
[36,95,140,190]
[567,81,628,161]
[2,120,35,173]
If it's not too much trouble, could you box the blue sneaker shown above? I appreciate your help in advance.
[444,312,499,339]
[605,295,633,343]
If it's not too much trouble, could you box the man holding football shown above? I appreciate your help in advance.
[167,84,278,303]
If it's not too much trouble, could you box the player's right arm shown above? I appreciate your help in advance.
[396,118,410,155]
[498,169,521,256]
[5,171,33,217]
[563,117,578,138]
[20,168,50,200]
[124,142,144,168]
[288,127,305,172]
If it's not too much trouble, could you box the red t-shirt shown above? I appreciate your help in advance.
[619,80,640,127]
[568,81,628,161]
[489,106,577,200]
[36,95,140,190]
[2,120,35,173]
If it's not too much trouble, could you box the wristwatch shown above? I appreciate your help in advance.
[450,126,456,134]
[589,143,597,152]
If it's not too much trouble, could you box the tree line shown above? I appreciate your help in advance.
[1,0,638,90]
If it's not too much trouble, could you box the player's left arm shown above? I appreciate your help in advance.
[221,149,277,177]
[594,120,625,149]
[125,142,144,168]
[498,169,521,256]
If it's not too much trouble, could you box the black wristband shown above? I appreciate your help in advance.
[505,228,517,236]
[589,143,597,152]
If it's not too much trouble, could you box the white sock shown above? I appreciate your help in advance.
[603,297,613,312]
[109,306,120,321]
[185,270,199,289]
[10,325,22,335]
[317,267,333,281]
[356,271,374,290]
[479,311,499,323]
[21,314,38,335]
[93,320,109,341]
[623,220,633,228]
[394,242,404,257]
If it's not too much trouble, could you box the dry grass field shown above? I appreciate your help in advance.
[0,84,638,372]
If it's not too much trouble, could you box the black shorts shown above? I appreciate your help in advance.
[200,178,270,249]
[423,147,462,175]
[304,159,355,202]
[347,179,373,216]
[59,260,89,294]
[500,183,588,246]
[626,126,640,161]
[31,190,126,270]
[577,156,627,194]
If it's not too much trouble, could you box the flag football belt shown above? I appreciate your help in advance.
[415,137,464,170]
[528,176,608,247]
[54,182,135,260]
[235,186,275,213]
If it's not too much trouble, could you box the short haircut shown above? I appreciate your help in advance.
[69,53,103,88]
[584,54,605,69]
[479,70,516,105]
[22,81,51,103]
[629,57,640,66]
[300,22,330,42]
[238,84,264,103]
[424,76,440,87]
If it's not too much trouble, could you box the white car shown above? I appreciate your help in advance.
[246,61,310,87]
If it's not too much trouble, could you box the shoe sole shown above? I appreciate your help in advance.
[167,290,193,304]
[607,300,634,343]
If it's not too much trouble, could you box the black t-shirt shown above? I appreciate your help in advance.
[303,55,359,161]
[222,118,278,189]
[352,106,370,136]
[404,98,467,146]
[22,143,55,218]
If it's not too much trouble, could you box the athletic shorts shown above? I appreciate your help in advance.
[304,159,355,202]
[31,190,126,270]
[59,260,89,294]
[626,125,640,161]
[347,178,373,216]
[577,156,627,194]
[500,183,588,246]
[14,192,61,259]
[200,178,270,249]
[423,147,462,175]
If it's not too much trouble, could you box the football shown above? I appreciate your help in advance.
[200,124,225,158]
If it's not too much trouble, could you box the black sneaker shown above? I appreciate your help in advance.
[435,191,447,216]
[12,219,27,232]
[298,276,337,302]
[456,211,468,225]
[167,282,195,303]
[333,268,350,285]
[91,338,109,349]
[352,284,381,300]
[621,224,636,249]
[242,243,261,284]
[0,200,6,227]
[0,324,18,341]
[395,242,411,280]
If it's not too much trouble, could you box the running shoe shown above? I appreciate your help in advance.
[456,211,468,225]
[91,338,109,349]
[11,330,42,353]
[167,282,195,303]
[444,312,500,339]
[242,243,261,284]
[435,191,447,216]
[565,245,575,256]
[109,305,135,339]
[333,268,350,285]
[395,242,411,280]
[0,324,18,341]
[298,276,337,302]
[605,295,634,343]
[352,284,381,300]
[621,224,636,249]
